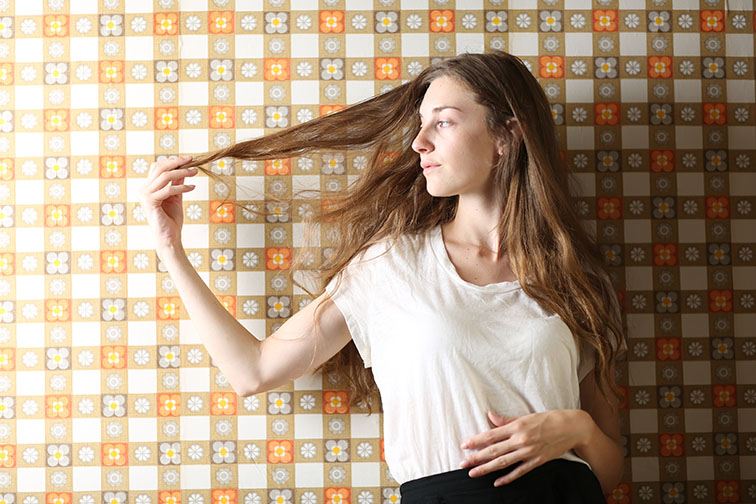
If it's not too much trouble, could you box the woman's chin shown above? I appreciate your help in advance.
[424,185,457,198]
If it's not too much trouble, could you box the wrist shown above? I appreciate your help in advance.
[157,242,187,265]
[572,409,596,451]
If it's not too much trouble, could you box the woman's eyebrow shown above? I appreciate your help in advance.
[417,105,463,117]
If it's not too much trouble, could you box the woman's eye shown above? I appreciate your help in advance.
[437,120,450,127]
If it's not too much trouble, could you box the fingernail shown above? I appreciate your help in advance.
[460,442,469,449]
[188,167,198,172]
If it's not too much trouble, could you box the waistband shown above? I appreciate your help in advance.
[398,459,587,498]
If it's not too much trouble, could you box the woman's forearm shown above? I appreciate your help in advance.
[572,409,625,496]
[158,244,262,396]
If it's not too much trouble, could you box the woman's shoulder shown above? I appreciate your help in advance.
[350,227,435,270]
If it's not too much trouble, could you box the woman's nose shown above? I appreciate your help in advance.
[411,127,432,154]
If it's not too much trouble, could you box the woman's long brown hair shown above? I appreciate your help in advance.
[182,50,627,414]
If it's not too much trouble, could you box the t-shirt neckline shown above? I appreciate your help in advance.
[430,224,522,293]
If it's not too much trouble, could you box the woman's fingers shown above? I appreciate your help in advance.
[149,155,193,176]
[145,167,198,199]
[152,182,195,201]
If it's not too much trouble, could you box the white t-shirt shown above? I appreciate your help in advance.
[325,224,618,485]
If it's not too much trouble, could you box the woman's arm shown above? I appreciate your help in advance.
[573,361,625,495]
[141,156,352,397]
[459,362,624,492]
[159,243,353,397]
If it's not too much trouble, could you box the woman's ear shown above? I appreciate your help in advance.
[506,118,523,143]
[496,118,523,156]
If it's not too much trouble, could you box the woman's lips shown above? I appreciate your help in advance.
[422,164,439,173]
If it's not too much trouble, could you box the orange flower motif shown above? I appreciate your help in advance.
[716,480,739,502]
[375,57,400,80]
[211,490,237,504]
[46,395,71,418]
[320,105,345,116]
[156,107,179,130]
[46,492,72,504]
[325,488,350,504]
[321,199,340,222]
[617,290,626,312]
[319,11,344,33]
[0,254,13,276]
[0,445,14,468]
[264,58,290,81]
[592,10,617,31]
[430,10,454,32]
[709,290,732,312]
[44,110,69,132]
[659,433,684,456]
[713,384,736,407]
[597,197,622,219]
[0,349,14,371]
[656,338,680,360]
[102,346,127,369]
[653,244,677,266]
[267,440,294,463]
[158,296,182,320]
[323,390,349,414]
[46,299,70,322]
[210,106,235,128]
[618,385,628,409]
[45,205,69,227]
[703,103,727,125]
[100,156,125,178]
[155,13,179,35]
[101,251,126,274]
[211,392,237,415]
[0,158,12,180]
[102,443,128,466]
[218,295,236,317]
[378,151,399,165]
[650,150,674,172]
[539,56,564,79]
[100,61,124,83]
[266,248,292,270]
[0,63,13,85]
[594,103,619,125]
[210,201,236,223]
[44,15,68,37]
[209,11,234,34]
[609,483,631,504]
[701,10,724,32]
[159,393,181,416]
[648,56,672,78]
[265,159,290,175]
[159,491,181,504]
[706,196,729,218]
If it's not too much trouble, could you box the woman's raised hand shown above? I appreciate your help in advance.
[138,155,199,254]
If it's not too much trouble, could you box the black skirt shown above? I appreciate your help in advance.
[398,459,606,504]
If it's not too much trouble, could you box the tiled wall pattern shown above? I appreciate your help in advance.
[0,0,754,502]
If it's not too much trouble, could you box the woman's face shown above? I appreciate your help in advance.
[411,75,502,199]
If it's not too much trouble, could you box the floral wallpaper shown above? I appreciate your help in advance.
[0,0,754,502]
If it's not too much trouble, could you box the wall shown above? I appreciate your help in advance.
[0,0,754,502]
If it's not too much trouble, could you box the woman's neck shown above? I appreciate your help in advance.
[444,193,504,260]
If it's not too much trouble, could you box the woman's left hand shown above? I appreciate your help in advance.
[459,409,590,487]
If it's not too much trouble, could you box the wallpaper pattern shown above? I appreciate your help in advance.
[0,0,754,502]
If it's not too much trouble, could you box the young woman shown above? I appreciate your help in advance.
[139,50,627,502]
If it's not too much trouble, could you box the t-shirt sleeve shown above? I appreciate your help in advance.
[577,329,627,383]
[324,266,373,368]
